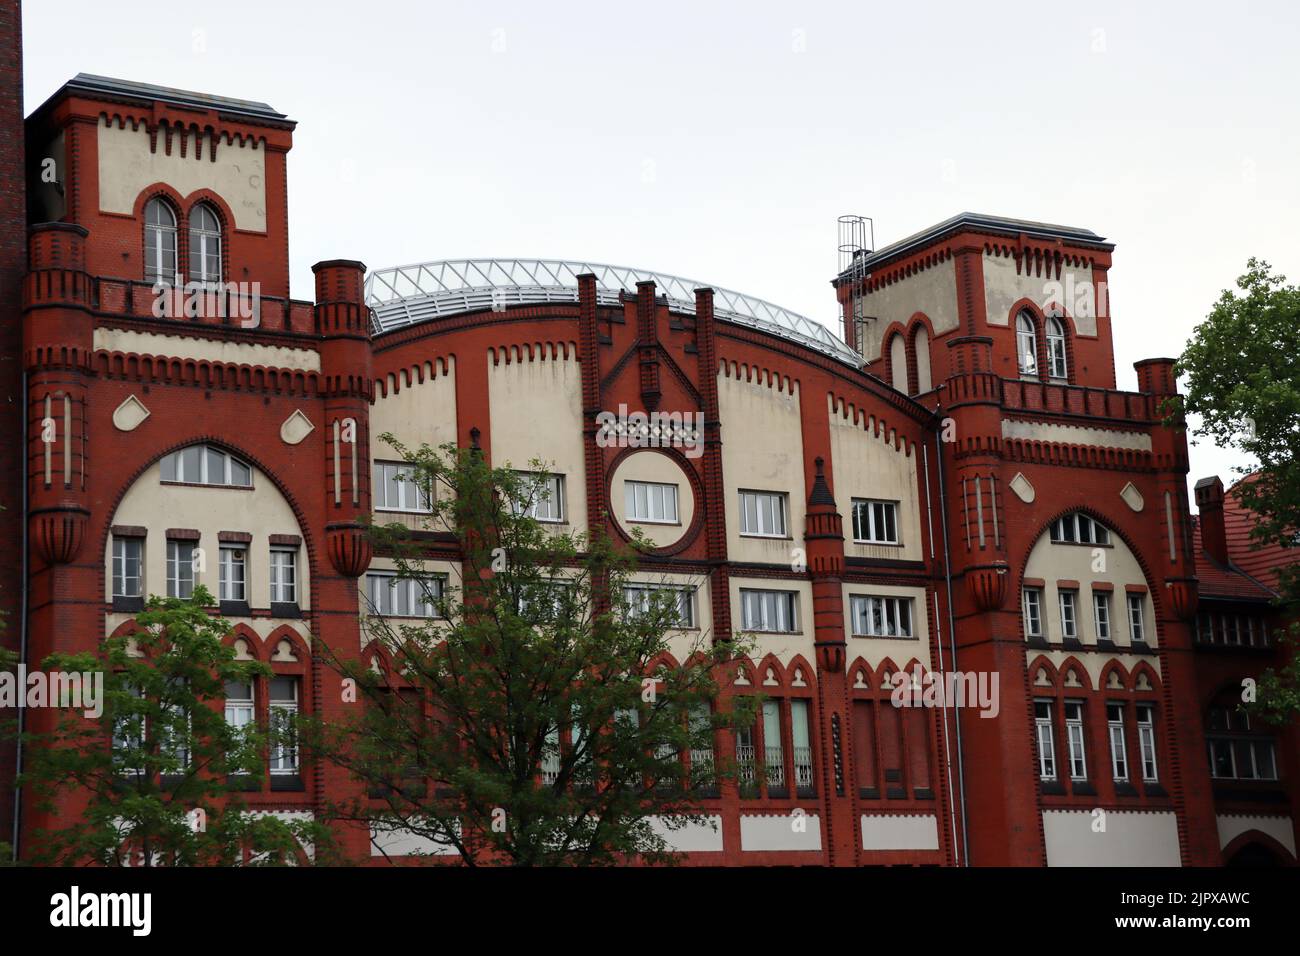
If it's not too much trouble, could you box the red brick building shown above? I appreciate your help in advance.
[3,12,1296,864]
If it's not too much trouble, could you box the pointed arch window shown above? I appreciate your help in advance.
[144,198,178,284]
[1046,315,1068,380]
[1016,311,1039,377]
[188,202,223,286]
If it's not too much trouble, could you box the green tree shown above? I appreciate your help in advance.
[1177,258,1300,721]
[13,587,332,865]
[305,439,757,866]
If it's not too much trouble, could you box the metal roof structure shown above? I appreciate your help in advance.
[365,258,862,367]
[52,73,293,125]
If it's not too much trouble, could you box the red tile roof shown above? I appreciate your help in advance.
[1192,518,1276,602]
[1222,474,1294,593]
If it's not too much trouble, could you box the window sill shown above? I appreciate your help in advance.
[270,774,305,792]
[219,600,252,617]
[851,633,919,641]
[112,596,145,613]
[270,602,302,619]
[160,480,254,491]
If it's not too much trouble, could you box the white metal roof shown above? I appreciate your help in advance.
[365,258,862,367]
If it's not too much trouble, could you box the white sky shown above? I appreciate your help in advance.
[23,0,1300,500]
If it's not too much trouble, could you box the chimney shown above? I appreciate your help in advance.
[1194,476,1228,565]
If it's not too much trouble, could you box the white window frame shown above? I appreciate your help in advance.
[851,498,900,544]
[1093,591,1111,642]
[740,589,798,634]
[1034,700,1057,781]
[1107,703,1129,782]
[622,583,695,628]
[739,490,788,538]
[1046,315,1068,379]
[1059,590,1078,640]
[513,472,565,523]
[367,572,445,618]
[850,594,914,638]
[1049,513,1110,545]
[269,677,300,776]
[1137,705,1158,783]
[112,536,143,598]
[224,680,255,735]
[144,198,177,284]
[1064,701,1088,781]
[1023,587,1043,639]
[1016,312,1038,376]
[269,547,297,604]
[373,460,433,514]
[166,539,196,599]
[160,444,252,488]
[188,202,222,287]
[219,545,247,603]
[1127,594,1146,643]
[624,480,679,524]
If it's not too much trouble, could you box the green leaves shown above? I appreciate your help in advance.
[13,587,332,866]
[1179,259,1300,721]
[308,438,755,866]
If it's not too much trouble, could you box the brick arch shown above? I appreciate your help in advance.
[785,654,815,695]
[847,656,874,691]
[1027,654,1061,690]
[224,623,264,661]
[754,653,788,691]
[905,312,937,394]
[265,624,310,670]
[1129,659,1162,694]
[1097,658,1130,692]
[94,436,321,638]
[878,320,910,393]
[132,184,185,284]
[1222,829,1297,865]
[1056,655,1094,692]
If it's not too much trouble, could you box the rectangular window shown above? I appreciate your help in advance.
[1023,587,1043,639]
[739,490,788,537]
[367,572,445,618]
[625,480,679,524]
[269,547,297,604]
[622,584,695,628]
[219,546,247,603]
[791,700,813,794]
[512,472,565,523]
[1093,592,1111,642]
[1108,703,1129,782]
[1064,701,1087,781]
[166,539,195,599]
[762,700,785,792]
[740,589,798,633]
[269,677,299,775]
[112,537,143,598]
[1034,700,1057,781]
[1059,590,1078,640]
[373,461,432,513]
[112,684,145,776]
[735,723,757,796]
[1137,705,1158,783]
[850,594,914,638]
[851,499,900,544]
[1127,594,1146,643]
[224,679,255,776]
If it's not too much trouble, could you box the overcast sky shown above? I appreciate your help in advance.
[23,0,1300,498]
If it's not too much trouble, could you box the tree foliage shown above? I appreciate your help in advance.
[13,587,331,865]
[305,439,757,866]
[1178,258,1300,722]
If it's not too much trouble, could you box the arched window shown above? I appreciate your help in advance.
[160,444,252,487]
[1046,315,1068,380]
[1016,311,1039,377]
[188,203,222,286]
[144,198,177,284]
